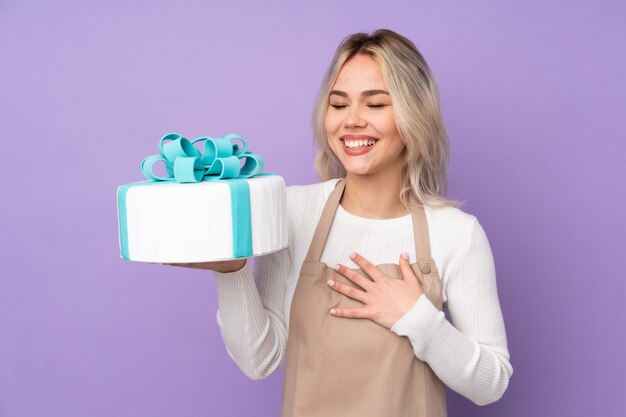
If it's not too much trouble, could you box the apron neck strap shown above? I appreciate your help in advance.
[304,178,432,263]
[304,179,346,262]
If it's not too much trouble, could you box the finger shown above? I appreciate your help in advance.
[327,277,368,303]
[349,252,385,281]
[329,306,370,319]
[333,263,373,290]
[164,262,192,268]
[399,252,420,285]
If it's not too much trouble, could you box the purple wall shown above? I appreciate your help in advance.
[1,1,624,416]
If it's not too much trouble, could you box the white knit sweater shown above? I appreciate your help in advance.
[213,178,513,406]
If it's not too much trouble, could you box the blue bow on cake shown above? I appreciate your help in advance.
[141,132,264,182]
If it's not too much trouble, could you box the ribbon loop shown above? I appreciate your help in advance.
[238,153,264,178]
[223,134,248,156]
[141,154,172,181]
[158,133,183,155]
[173,156,204,183]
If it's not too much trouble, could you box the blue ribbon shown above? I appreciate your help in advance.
[118,132,270,261]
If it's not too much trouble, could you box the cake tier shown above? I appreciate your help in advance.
[117,175,288,263]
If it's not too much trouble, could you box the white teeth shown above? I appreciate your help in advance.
[343,139,377,149]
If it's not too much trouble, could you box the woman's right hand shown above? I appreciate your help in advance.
[163,259,247,273]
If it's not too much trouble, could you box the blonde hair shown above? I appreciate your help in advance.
[312,29,463,209]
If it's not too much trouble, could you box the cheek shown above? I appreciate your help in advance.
[381,113,400,137]
[378,114,404,150]
[324,113,340,135]
[324,118,339,151]
[324,118,331,136]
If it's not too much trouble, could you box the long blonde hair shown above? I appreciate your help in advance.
[312,29,463,209]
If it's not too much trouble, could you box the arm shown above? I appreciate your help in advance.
[213,245,291,380]
[390,217,513,405]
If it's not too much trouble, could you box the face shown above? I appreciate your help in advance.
[325,53,405,177]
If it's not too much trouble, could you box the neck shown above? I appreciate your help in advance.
[340,170,408,219]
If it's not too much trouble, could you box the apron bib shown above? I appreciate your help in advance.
[281,178,447,417]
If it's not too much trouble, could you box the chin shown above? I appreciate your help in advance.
[344,165,376,176]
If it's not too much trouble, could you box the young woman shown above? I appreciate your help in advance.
[170,29,512,416]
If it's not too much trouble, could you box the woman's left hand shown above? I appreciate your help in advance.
[327,251,423,329]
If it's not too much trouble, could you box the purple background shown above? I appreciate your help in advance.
[1,1,624,416]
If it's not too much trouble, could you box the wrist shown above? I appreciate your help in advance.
[214,259,247,273]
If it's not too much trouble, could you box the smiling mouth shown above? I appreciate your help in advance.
[340,138,378,150]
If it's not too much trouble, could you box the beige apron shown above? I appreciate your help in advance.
[281,178,447,417]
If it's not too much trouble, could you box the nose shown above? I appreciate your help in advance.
[344,105,366,129]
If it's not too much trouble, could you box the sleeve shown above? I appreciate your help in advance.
[213,246,291,380]
[390,217,513,405]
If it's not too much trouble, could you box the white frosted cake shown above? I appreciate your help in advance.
[117,175,288,263]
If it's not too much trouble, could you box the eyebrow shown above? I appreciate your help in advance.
[330,89,390,97]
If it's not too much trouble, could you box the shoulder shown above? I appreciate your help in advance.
[286,177,341,206]
[424,205,480,263]
[284,177,341,223]
[424,205,477,232]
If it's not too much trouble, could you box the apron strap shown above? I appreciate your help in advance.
[305,178,346,262]
[408,193,433,274]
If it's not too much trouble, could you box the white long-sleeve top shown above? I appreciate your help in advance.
[213,178,513,406]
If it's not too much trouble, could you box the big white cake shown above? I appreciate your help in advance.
[117,175,288,263]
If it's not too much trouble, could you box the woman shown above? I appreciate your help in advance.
[170,29,512,416]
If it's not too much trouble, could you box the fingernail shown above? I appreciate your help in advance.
[329,308,336,315]
[327,279,335,287]
[349,252,357,260]
[401,252,409,260]
[333,264,341,271]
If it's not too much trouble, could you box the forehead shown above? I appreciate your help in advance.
[334,54,386,90]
